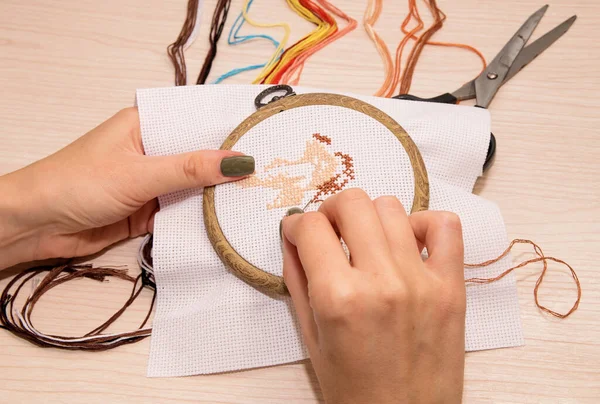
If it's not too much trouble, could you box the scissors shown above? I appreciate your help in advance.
[393,5,577,171]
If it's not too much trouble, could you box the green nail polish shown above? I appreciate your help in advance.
[286,207,304,216]
[220,156,255,177]
[280,207,304,242]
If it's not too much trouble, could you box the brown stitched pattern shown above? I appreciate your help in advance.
[238,133,355,209]
[312,152,355,203]
[312,133,332,145]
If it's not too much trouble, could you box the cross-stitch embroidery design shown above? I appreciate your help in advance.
[239,133,355,209]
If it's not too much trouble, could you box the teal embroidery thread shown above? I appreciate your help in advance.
[212,0,282,84]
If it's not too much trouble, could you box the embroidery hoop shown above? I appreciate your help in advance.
[203,92,430,295]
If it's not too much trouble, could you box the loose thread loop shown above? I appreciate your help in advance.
[465,239,581,319]
[0,263,155,350]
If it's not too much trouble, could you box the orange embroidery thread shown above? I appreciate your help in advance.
[465,239,581,318]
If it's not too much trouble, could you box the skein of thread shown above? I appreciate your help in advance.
[260,0,336,84]
[167,0,201,86]
[0,262,155,350]
[197,0,233,84]
[281,0,357,85]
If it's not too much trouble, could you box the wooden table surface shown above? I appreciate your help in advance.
[1,0,599,402]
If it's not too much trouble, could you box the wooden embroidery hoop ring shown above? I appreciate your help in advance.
[203,92,430,295]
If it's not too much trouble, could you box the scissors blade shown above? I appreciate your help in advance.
[474,4,548,108]
[504,15,577,83]
[451,80,476,101]
[455,14,577,101]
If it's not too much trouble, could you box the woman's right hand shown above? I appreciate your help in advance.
[281,189,466,404]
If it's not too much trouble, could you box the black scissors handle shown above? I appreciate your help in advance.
[392,92,458,104]
[393,93,496,171]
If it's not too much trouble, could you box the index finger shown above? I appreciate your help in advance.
[282,211,349,285]
[317,189,394,271]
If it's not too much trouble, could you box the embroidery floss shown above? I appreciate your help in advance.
[260,0,337,84]
[138,234,155,288]
[167,0,233,85]
[0,262,155,350]
[167,0,201,86]
[280,0,357,85]
[364,0,394,96]
[196,0,233,85]
[396,0,486,96]
[465,239,581,318]
[212,0,282,84]
[239,0,291,83]
[385,0,424,98]
[365,0,488,97]
[397,0,446,95]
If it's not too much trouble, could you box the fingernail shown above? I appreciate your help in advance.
[220,156,255,177]
[280,207,304,242]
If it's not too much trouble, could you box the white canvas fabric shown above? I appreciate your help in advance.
[136,84,524,377]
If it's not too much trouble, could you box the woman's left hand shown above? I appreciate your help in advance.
[0,107,254,269]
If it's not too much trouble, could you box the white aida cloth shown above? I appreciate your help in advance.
[136,85,524,377]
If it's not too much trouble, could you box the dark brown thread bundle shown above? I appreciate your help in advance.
[197,0,232,84]
[167,0,200,86]
[0,262,155,350]
[168,0,232,86]
[465,239,581,318]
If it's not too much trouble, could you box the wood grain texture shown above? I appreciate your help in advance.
[0,0,599,402]
[203,92,429,295]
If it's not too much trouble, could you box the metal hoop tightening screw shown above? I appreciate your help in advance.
[254,85,296,109]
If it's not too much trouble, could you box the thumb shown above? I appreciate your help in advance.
[137,150,254,198]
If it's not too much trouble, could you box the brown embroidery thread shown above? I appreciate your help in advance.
[197,0,232,85]
[465,239,581,318]
[312,151,355,205]
[167,0,232,86]
[312,133,332,145]
[167,0,200,86]
[0,262,155,350]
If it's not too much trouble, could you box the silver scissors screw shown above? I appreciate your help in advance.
[487,72,499,80]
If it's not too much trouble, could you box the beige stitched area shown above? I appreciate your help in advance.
[239,133,355,209]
